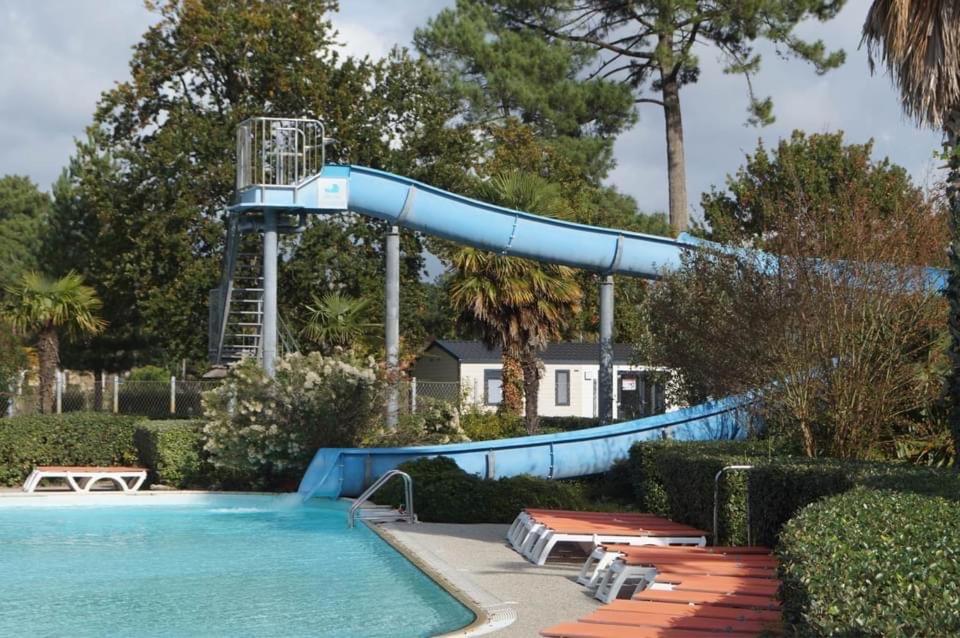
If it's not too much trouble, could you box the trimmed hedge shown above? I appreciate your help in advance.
[779,489,960,636]
[0,413,141,486]
[374,456,592,523]
[627,439,960,546]
[133,420,207,487]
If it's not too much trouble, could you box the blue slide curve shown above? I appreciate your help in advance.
[229,165,942,498]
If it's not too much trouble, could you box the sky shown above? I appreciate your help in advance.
[0,0,944,225]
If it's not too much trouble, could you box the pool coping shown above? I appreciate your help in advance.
[366,520,517,637]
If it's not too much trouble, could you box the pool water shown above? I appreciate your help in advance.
[0,495,474,637]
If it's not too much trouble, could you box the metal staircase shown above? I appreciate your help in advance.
[208,213,303,366]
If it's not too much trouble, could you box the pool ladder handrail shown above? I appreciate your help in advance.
[348,470,416,528]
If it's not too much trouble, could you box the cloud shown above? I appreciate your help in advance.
[0,0,944,223]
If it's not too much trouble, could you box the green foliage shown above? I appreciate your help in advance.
[460,408,524,441]
[415,0,636,181]
[127,366,170,382]
[701,131,945,258]
[375,456,590,523]
[367,398,470,446]
[0,321,26,400]
[201,352,383,487]
[538,416,602,433]
[0,413,141,486]
[627,440,960,546]
[779,489,960,637]
[133,420,206,488]
[0,175,49,296]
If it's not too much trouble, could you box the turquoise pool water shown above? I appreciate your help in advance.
[0,495,473,637]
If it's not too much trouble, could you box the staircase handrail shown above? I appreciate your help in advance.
[347,470,415,528]
[214,212,241,363]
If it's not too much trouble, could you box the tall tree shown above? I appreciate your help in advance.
[3,272,105,413]
[0,176,49,296]
[449,172,583,433]
[476,0,847,234]
[68,1,474,369]
[415,0,636,182]
[701,130,945,263]
[862,0,960,468]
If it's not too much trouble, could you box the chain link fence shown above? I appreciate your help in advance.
[7,377,221,420]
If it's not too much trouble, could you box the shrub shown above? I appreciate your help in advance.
[539,416,602,432]
[0,413,141,486]
[202,352,382,488]
[134,420,206,487]
[375,456,590,523]
[127,365,170,382]
[367,397,469,446]
[628,439,960,546]
[460,408,523,441]
[779,489,960,636]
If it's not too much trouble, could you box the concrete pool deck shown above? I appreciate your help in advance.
[377,522,600,637]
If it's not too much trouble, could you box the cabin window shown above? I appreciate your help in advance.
[484,369,502,405]
[555,370,570,406]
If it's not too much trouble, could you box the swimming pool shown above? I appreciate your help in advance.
[0,494,474,637]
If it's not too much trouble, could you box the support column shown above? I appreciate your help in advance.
[262,210,279,377]
[598,275,615,424]
[385,225,400,429]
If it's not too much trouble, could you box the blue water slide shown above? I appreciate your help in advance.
[299,395,751,498]
[253,165,944,498]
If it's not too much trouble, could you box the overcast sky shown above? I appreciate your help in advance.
[0,0,944,224]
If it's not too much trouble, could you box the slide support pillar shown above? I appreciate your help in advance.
[262,210,278,377]
[599,275,615,424]
[385,225,400,429]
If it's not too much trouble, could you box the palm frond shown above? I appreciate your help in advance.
[863,0,960,127]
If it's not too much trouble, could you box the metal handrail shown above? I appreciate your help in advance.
[713,465,754,546]
[213,212,241,363]
[348,470,415,528]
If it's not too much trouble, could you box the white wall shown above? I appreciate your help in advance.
[457,361,671,418]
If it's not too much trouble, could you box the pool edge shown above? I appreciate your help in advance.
[367,521,517,637]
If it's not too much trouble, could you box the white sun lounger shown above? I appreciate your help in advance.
[22,466,148,493]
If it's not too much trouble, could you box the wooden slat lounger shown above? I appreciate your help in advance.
[541,621,765,638]
[578,544,777,587]
[508,510,708,565]
[22,466,148,493]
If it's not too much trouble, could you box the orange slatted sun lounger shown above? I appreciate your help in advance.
[582,609,782,634]
[541,621,767,638]
[508,509,709,565]
[634,589,781,610]
[651,574,781,597]
[602,600,782,623]
[22,466,148,493]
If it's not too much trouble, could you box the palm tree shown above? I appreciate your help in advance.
[300,291,380,354]
[863,0,960,467]
[3,272,106,413]
[449,173,583,433]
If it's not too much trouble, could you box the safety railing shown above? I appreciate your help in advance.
[714,465,754,545]
[236,117,326,190]
[347,470,415,528]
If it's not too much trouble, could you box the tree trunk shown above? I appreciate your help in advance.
[945,114,960,472]
[36,324,59,414]
[93,368,104,412]
[520,352,542,434]
[500,352,523,416]
[660,64,689,235]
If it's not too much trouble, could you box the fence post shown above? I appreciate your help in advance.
[112,374,119,414]
[410,377,417,414]
[55,370,63,414]
[170,376,177,415]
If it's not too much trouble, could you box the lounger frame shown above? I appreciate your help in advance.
[22,467,147,493]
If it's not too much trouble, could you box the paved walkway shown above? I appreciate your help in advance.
[379,523,600,637]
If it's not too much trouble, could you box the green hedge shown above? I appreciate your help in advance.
[374,456,592,523]
[133,420,207,487]
[779,489,960,636]
[627,439,960,546]
[0,413,142,486]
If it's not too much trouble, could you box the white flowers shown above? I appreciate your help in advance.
[200,351,383,484]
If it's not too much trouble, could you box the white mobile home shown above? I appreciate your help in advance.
[411,340,669,420]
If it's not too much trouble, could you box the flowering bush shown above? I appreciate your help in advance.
[202,352,383,486]
[366,397,469,446]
